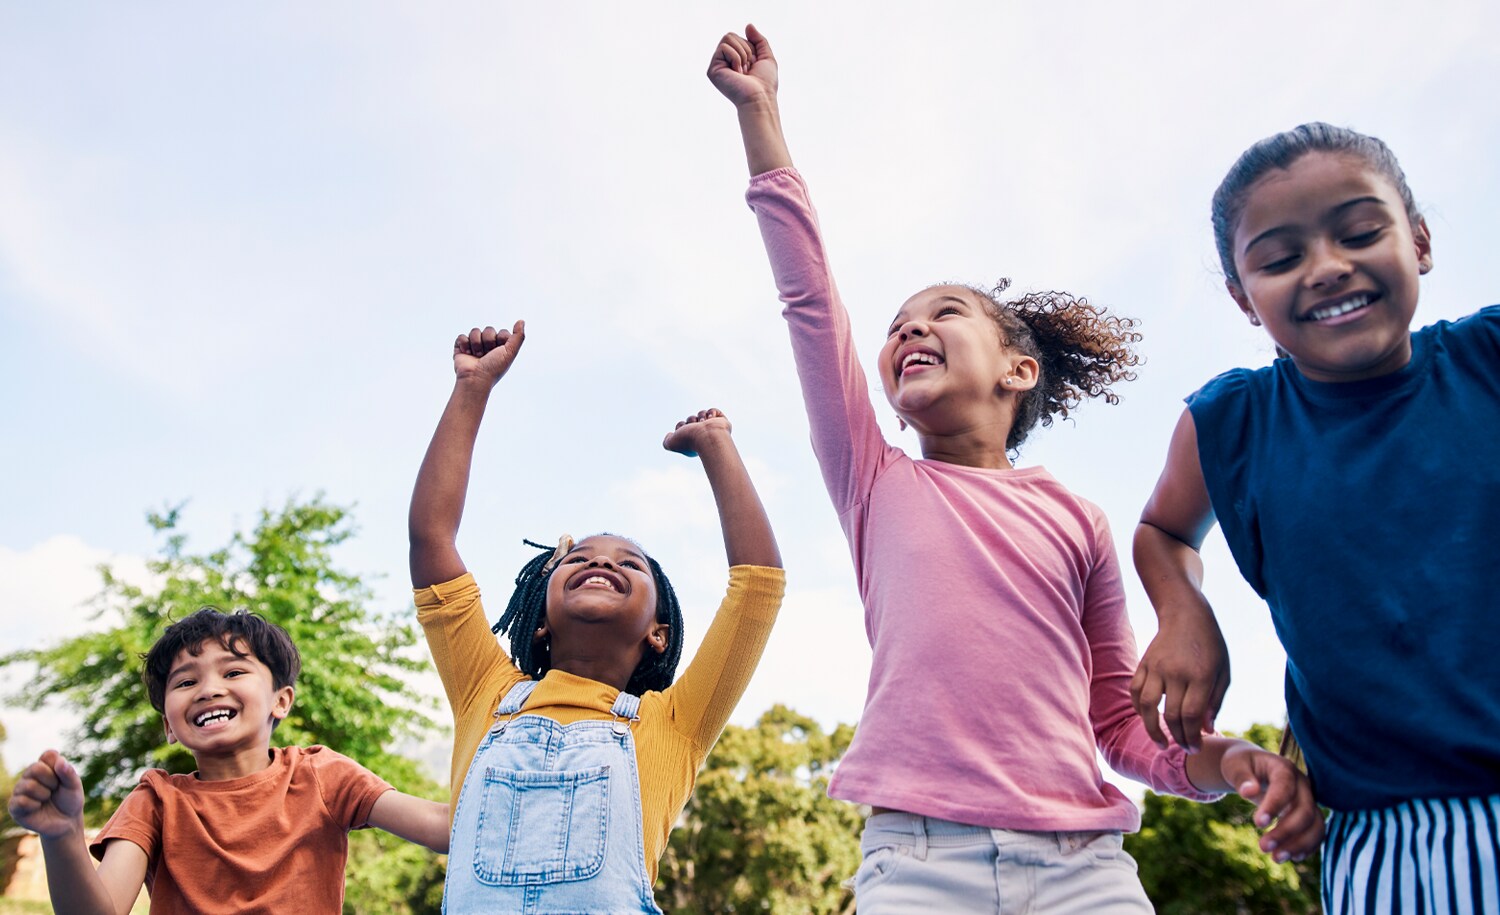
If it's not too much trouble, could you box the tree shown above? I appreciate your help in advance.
[0,498,448,912]
[657,705,861,914]
[1125,723,1322,915]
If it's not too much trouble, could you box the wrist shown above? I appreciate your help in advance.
[734,93,780,117]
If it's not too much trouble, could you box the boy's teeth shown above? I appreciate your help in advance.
[1307,294,1370,321]
[195,709,235,727]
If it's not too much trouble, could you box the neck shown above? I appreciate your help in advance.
[549,652,639,693]
[194,744,275,781]
[914,420,1015,469]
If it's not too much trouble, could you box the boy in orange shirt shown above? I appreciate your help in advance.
[7,608,449,915]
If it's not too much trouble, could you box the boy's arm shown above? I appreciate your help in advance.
[1131,408,1229,752]
[366,790,450,854]
[661,409,781,569]
[409,322,526,589]
[709,25,794,177]
[8,752,146,915]
[1184,737,1324,863]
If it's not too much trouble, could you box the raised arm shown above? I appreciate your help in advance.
[709,25,794,177]
[1131,407,1229,752]
[408,322,526,589]
[662,409,780,569]
[8,751,147,915]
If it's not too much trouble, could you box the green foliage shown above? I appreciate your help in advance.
[2,498,437,801]
[1125,723,1322,915]
[657,705,860,914]
[343,829,446,914]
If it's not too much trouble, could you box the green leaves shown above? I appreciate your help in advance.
[2,496,438,806]
[657,704,861,915]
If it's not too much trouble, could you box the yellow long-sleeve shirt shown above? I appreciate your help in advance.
[415,565,785,882]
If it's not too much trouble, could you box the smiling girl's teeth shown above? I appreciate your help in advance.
[1307,294,1370,321]
[902,352,940,371]
[583,576,613,589]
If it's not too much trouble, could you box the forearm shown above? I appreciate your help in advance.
[1134,521,1216,625]
[408,377,495,584]
[41,832,122,915]
[1184,736,1246,793]
[735,96,794,177]
[368,790,451,854]
[695,434,781,568]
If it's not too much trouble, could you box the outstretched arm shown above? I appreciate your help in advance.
[709,25,794,177]
[662,409,781,569]
[409,322,526,589]
[1131,408,1228,752]
[8,751,147,915]
[366,790,451,854]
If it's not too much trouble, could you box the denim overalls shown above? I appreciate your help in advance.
[444,679,663,915]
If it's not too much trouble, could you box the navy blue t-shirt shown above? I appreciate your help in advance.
[1188,306,1500,812]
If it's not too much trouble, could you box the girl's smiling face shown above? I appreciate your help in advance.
[1229,151,1433,383]
[878,285,1018,432]
[542,535,665,660]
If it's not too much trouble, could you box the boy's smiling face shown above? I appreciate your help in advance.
[162,638,294,766]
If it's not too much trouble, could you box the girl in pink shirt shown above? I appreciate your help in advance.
[708,25,1323,913]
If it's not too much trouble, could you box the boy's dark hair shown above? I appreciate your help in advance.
[143,607,302,716]
[1211,122,1422,285]
[961,280,1143,453]
[492,538,685,695]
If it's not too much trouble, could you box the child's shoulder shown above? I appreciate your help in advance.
[1427,304,1500,351]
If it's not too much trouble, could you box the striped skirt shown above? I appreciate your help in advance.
[1323,794,1500,914]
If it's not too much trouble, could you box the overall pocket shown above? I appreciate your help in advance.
[472,764,611,885]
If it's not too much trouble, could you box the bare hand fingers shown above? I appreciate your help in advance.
[1176,681,1212,751]
[1132,672,1168,747]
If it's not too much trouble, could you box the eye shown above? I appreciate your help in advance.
[936,306,960,318]
[1258,252,1301,273]
[620,559,643,571]
[173,678,196,690]
[1343,228,1383,247]
[225,669,246,678]
[562,555,587,564]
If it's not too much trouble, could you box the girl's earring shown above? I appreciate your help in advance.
[1249,315,1262,326]
[898,417,908,431]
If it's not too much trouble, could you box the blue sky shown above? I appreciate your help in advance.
[2,3,1497,792]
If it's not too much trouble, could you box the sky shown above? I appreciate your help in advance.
[2,2,1497,795]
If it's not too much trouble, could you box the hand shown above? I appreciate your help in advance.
[1131,609,1229,751]
[1220,743,1324,862]
[663,408,732,458]
[8,750,86,841]
[707,24,778,107]
[453,321,525,385]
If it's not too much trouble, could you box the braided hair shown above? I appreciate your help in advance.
[961,279,1143,453]
[492,537,685,695]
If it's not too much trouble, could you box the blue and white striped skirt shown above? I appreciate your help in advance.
[1323,794,1500,914]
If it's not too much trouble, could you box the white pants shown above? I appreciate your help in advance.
[854,812,1154,914]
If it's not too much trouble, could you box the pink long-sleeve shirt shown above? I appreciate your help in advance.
[748,167,1213,831]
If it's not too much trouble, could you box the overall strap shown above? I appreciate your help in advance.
[609,690,642,721]
[493,678,539,717]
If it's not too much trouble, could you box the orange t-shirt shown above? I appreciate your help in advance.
[89,745,392,915]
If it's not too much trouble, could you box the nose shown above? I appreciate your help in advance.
[1304,240,1353,289]
[585,555,616,570]
[195,677,226,700]
[896,319,927,341]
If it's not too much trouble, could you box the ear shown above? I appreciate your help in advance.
[1226,279,1260,325]
[164,719,178,746]
[1413,216,1433,275]
[897,417,907,431]
[1002,355,1040,393]
[533,624,550,647]
[645,623,670,656]
[271,685,295,722]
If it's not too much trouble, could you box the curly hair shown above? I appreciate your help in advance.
[957,279,1143,452]
[492,538,685,695]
